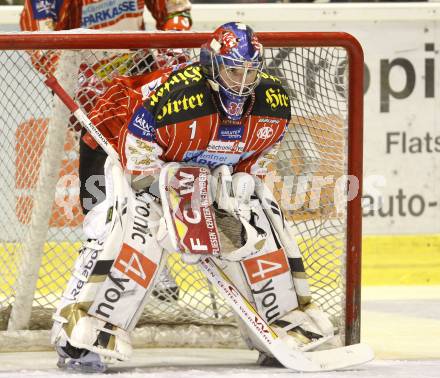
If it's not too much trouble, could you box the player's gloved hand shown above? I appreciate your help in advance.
[154,14,192,69]
[162,15,192,31]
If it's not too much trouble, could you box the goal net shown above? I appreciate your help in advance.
[0,31,363,351]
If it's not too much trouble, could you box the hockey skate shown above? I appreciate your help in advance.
[55,342,107,373]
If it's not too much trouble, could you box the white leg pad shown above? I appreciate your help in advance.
[51,161,167,361]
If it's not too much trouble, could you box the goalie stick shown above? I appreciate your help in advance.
[44,75,374,372]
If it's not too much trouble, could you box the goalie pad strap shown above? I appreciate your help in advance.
[92,260,114,276]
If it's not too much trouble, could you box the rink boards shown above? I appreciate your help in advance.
[1,234,440,304]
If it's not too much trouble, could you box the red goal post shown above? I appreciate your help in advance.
[0,31,363,349]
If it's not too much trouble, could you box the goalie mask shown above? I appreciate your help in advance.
[200,22,264,120]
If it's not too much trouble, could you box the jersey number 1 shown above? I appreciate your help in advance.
[188,121,197,140]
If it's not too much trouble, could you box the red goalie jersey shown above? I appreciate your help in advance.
[86,63,291,177]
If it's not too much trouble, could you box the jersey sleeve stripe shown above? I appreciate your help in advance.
[243,117,252,146]
[172,141,184,161]
[168,123,177,153]
[91,112,127,128]
[155,128,168,147]
[211,114,218,138]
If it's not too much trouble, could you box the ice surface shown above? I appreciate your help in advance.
[0,286,439,377]
[0,349,439,378]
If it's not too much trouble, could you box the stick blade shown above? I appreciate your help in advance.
[304,343,374,371]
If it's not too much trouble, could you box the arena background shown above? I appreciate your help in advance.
[0,2,439,370]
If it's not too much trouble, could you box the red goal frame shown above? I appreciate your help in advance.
[0,31,364,346]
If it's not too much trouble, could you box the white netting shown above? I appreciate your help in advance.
[0,32,357,350]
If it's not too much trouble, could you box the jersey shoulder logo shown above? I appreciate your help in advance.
[145,64,205,109]
[145,65,217,126]
[252,73,291,120]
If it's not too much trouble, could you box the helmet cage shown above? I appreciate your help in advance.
[211,52,264,97]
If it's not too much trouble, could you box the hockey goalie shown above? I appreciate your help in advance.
[49,22,360,372]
